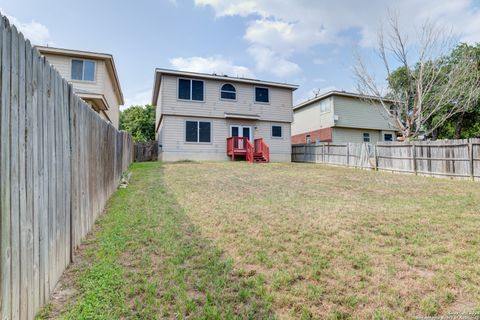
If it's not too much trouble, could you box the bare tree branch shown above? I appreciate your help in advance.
[353,12,480,140]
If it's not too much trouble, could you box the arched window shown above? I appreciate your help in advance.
[220,83,236,100]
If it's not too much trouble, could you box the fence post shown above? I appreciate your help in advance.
[469,140,474,181]
[346,143,350,167]
[373,144,378,171]
[411,143,417,175]
[322,144,325,163]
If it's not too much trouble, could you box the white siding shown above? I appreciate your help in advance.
[159,115,291,162]
[332,128,396,143]
[292,97,334,135]
[159,75,293,123]
[333,95,395,130]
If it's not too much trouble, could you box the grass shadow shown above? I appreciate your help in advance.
[38,161,274,319]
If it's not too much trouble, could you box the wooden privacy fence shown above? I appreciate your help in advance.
[292,142,375,169]
[292,139,480,181]
[0,15,133,320]
[134,140,158,162]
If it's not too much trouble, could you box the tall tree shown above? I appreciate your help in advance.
[119,104,155,143]
[387,43,480,139]
[354,13,480,140]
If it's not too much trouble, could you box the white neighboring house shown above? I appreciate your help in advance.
[152,69,298,162]
[292,91,397,145]
[36,46,124,129]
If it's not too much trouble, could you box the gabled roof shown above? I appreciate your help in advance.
[294,90,395,111]
[35,46,124,105]
[151,68,298,106]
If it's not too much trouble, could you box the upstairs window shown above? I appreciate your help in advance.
[255,87,269,103]
[272,125,282,138]
[220,84,236,100]
[71,59,95,81]
[178,79,204,101]
[363,132,370,142]
[320,99,331,113]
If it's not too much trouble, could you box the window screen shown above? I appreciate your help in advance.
[363,133,370,142]
[191,80,204,101]
[185,121,198,142]
[71,60,83,80]
[255,87,269,103]
[199,122,211,142]
[178,79,191,100]
[221,84,236,100]
[272,126,282,137]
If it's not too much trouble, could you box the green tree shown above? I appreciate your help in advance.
[119,104,155,143]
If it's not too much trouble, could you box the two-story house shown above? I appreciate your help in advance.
[152,69,298,162]
[292,91,397,144]
[36,46,124,129]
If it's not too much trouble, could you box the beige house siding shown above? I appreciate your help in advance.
[155,80,164,131]
[101,68,121,128]
[333,95,395,131]
[332,127,396,143]
[41,53,121,128]
[292,97,334,135]
[159,75,293,123]
[158,115,291,162]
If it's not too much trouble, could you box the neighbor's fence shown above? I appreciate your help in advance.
[292,142,375,169]
[0,15,133,320]
[292,139,480,181]
[134,140,158,162]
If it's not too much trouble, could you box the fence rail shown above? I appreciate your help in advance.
[0,15,132,320]
[292,138,480,181]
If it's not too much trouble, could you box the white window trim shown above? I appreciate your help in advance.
[71,59,96,83]
[184,120,212,144]
[271,125,283,139]
[363,132,371,142]
[384,133,393,142]
[220,83,237,101]
[254,86,270,104]
[177,78,205,103]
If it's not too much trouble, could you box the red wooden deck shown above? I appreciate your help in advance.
[226,136,269,163]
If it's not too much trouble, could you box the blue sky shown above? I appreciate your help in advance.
[2,0,480,109]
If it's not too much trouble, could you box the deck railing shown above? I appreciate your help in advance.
[255,138,270,162]
[246,139,254,163]
[227,136,250,160]
[227,136,269,162]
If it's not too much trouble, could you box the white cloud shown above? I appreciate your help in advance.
[122,89,151,110]
[196,0,480,76]
[4,12,51,45]
[169,55,254,78]
[248,46,300,78]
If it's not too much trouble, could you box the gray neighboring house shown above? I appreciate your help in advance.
[291,91,397,144]
[152,69,298,162]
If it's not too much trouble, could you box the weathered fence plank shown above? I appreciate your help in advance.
[1,16,12,320]
[293,139,480,181]
[0,14,133,319]
[134,141,158,162]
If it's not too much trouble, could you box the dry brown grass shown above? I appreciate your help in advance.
[163,161,480,319]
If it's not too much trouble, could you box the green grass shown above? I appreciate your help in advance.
[39,162,272,319]
[38,161,480,319]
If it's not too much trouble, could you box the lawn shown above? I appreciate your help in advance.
[39,161,480,319]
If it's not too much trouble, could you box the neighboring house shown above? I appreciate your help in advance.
[152,69,298,162]
[36,46,124,129]
[292,91,397,144]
